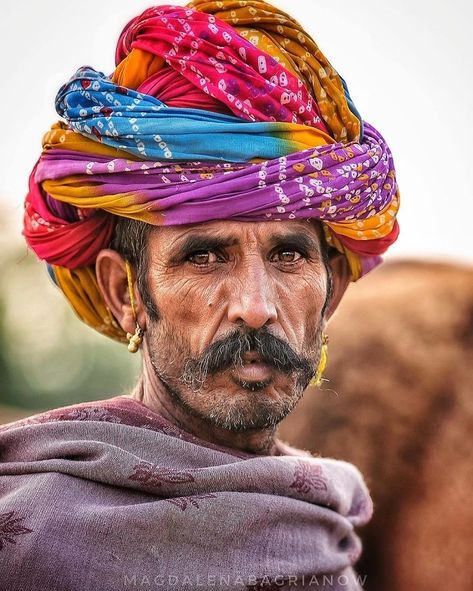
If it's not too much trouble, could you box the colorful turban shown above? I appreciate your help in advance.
[23,0,400,342]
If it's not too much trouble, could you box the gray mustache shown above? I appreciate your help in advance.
[181,327,314,387]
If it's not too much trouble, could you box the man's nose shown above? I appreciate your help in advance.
[227,262,278,329]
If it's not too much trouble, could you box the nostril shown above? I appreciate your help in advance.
[338,536,351,551]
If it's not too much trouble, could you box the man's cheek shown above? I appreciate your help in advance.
[147,324,188,367]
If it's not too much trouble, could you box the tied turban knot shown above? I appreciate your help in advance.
[23,0,400,342]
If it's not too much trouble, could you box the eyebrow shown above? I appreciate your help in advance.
[168,229,321,264]
[268,231,321,256]
[169,234,239,263]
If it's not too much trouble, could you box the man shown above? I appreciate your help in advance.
[0,1,399,589]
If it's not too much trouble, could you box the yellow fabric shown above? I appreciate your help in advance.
[43,122,141,160]
[112,48,166,89]
[53,266,125,341]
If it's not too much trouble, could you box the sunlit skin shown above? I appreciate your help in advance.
[96,219,350,455]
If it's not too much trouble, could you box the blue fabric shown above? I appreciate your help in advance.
[55,67,321,162]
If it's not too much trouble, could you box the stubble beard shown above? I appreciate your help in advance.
[145,318,322,433]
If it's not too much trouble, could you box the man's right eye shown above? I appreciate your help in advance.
[187,251,220,265]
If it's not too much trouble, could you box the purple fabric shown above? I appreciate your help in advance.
[0,396,372,590]
[36,122,395,227]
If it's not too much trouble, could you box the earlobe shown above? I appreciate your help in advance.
[96,249,145,335]
[325,251,351,320]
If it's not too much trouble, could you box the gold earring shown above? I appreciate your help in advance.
[126,323,144,353]
[125,260,144,353]
[310,333,329,387]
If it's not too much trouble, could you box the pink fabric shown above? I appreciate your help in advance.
[138,65,234,114]
[116,5,330,130]
[23,164,115,268]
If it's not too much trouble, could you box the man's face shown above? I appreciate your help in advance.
[142,219,330,431]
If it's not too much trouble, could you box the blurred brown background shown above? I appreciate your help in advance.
[280,259,473,590]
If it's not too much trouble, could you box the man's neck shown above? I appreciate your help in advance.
[129,352,279,456]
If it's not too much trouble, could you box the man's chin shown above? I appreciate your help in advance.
[192,374,303,432]
[205,394,296,432]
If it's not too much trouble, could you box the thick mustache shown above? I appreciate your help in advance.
[181,327,314,387]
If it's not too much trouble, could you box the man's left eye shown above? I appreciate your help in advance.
[272,250,303,263]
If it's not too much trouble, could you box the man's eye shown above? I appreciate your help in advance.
[272,250,303,263]
[188,251,220,265]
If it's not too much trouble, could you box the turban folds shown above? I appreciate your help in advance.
[23,0,400,342]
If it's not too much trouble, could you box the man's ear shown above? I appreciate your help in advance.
[95,249,147,335]
[325,251,351,320]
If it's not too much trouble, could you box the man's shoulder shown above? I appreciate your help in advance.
[0,395,130,433]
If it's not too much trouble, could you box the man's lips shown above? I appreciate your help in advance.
[231,352,274,382]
